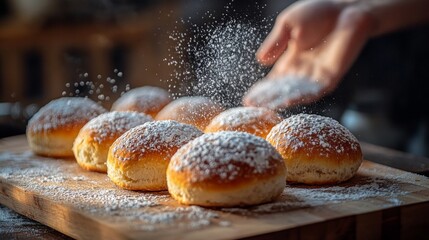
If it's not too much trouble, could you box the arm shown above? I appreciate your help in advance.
[361,0,429,37]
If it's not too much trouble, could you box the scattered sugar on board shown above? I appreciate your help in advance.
[171,131,284,182]
[223,175,411,215]
[112,120,203,160]
[268,113,360,157]
[28,97,107,133]
[0,151,227,231]
[82,111,153,143]
[0,150,424,231]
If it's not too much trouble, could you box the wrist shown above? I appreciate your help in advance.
[324,0,378,36]
[345,0,429,36]
[348,2,378,36]
[332,0,378,36]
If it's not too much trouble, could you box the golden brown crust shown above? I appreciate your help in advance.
[167,161,285,191]
[166,131,286,207]
[27,130,79,158]
[76,160,107,173]
[72,111,153,172]
[26,97,107,157]
[27,118,86,135]
[72,131,114,172]
[107,152,170,191]
[107,120,203,190]
[155,96,224,131]
[168,174,285,207]
[204,107,282,138]
[266,114,362,184]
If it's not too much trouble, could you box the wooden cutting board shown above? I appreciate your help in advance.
[1,135,429,240]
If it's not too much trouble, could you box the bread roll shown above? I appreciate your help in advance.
[155,96,224,131]
[73,111,152,172]
[167,131,286,207]
[266,114,362,184]
[107,120,203,191]
[26,97,107,157]
[111,86,171,118]
[205,107,282,138]
[242,76,324,110]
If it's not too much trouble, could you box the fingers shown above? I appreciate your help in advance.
[258,0,343,64]
[256,12,292,66]
[264,45,300,80]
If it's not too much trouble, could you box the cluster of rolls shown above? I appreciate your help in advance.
[26,85,362,207]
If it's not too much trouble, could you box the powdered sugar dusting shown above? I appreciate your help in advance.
[267,114,360,157]
[112,120,203,161]
[61,70,129,105]
[157,96,223,118]
[111,86,171,113]
[27,97,107,132]
[170,131,284,182]
[155,96,224,130]
[208,107,280,130]
[137,206,218,229]
[167,15,270,107]
[243,76,323,110]
[81,111,153,143]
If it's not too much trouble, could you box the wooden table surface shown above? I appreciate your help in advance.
[1,136,429,239]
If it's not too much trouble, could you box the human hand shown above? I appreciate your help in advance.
[243,0,375,110]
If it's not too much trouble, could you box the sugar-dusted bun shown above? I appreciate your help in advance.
[266,114,362,184]
[107,120,203,191]
[155,96,224,131]
[242,76,324,110]
[111,86,171,118]
[26,97,107,157]
[167,131,286,207]
[73,111,152,173]
[205,107,282,138]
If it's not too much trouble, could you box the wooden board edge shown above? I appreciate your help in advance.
[0,178,130,240]
[162,188,429,240]
[231,201,429,240]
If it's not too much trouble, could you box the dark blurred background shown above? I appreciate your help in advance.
[0,0,428,157]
